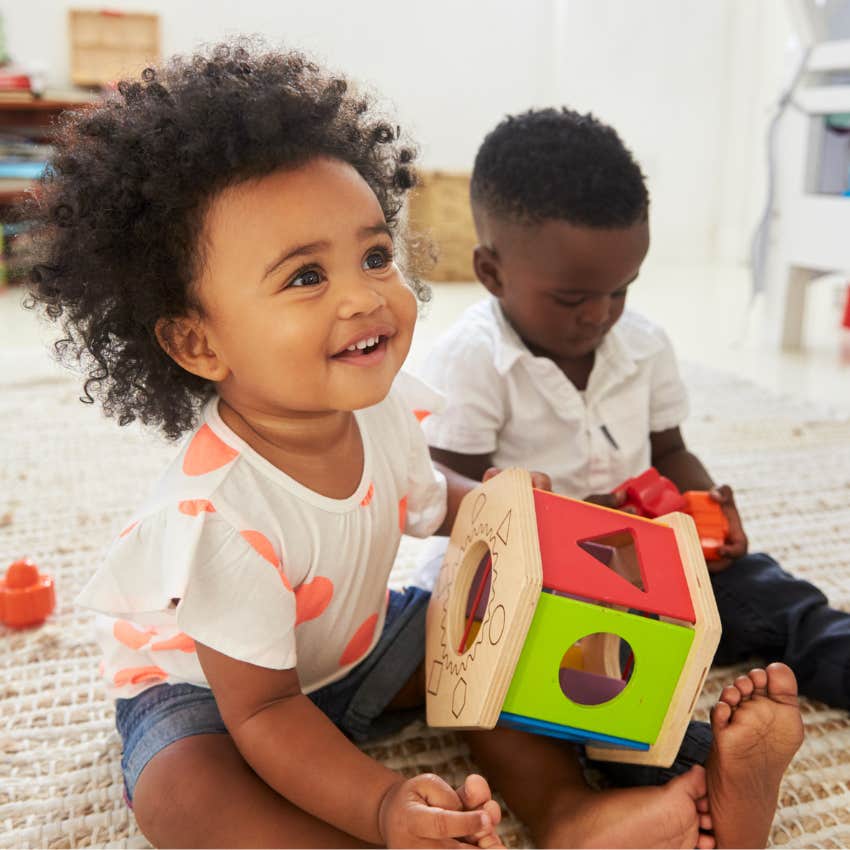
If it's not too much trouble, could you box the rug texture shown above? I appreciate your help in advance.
[2,352,850,849]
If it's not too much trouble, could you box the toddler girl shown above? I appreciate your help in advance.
[26,41,500,849]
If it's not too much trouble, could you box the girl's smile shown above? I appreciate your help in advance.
[330,326,396,366]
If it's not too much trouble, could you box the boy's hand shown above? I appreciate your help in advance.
[585,490,638,513]
[378,774,495,848]
[708,484,748,572]
[456,774,504,849]
[483,467,552,491]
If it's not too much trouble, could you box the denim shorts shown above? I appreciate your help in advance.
[115,585,430,803]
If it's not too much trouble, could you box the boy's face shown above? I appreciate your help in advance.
[186,157,417,415]
[474,216,649,362]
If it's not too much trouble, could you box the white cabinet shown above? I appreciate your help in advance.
[764,7,850,350]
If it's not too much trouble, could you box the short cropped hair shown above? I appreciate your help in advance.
[471,107,649,228]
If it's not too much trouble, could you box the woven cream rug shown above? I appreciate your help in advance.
[2,350,850,849]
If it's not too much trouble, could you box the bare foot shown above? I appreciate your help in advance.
[706,663,804,848]
[458,774,504,848]
[540,764,716,849]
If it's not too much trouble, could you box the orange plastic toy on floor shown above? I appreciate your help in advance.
[0,559,56,628]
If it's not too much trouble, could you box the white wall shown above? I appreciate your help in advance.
[552,0,794,265]
[1,0,559,171]
[1,0,793,265]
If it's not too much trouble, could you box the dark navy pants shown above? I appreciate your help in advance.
[711,551,850,709]
[590,551,849,787]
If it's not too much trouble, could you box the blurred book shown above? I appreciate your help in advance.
[0,161,45,178]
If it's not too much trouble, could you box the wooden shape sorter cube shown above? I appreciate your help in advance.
[425,470,721,767]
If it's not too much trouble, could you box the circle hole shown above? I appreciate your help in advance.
[450,543,493,654]
[559,632,635,706]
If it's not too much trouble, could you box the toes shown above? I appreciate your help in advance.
[734,673,756,699]
[765,662,800,704]
[718,684,742,709]
[697,831,717,849]
[711,700,733,730]
[747,667,768,695]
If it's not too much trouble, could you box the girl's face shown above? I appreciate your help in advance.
[193,157,417,416]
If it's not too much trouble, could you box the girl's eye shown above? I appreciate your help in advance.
[288,268,323,288]
[363,247,392,270]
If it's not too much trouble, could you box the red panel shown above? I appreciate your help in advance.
[533,489,695,623]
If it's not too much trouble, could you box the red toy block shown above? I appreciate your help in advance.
[0,559,56,628]
[534,489,696,623]
[682,492,729,562]
[615,468,687,518]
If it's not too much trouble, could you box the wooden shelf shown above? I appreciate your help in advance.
[0,94,94,207]
[0,97,92,111]
[0,179,36,208]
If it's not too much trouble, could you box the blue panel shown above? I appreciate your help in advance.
[498,711,650,750]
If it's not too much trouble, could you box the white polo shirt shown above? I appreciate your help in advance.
[418,297,689,498]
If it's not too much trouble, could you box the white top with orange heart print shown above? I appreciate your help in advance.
[77,372,447,699]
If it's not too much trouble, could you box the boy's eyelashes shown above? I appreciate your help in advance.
[280,245,394,291]
[551,286,630,308]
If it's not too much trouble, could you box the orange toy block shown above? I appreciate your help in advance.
[0,559,56,628]
[682,492,729,561]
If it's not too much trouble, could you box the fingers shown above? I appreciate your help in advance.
[709,484,734,504]
[585,491,626,509]
[408,804,492,841]
[717,533,747,559]
[409,774,493,841]
[706,557,733,574]
[486,468,552,492]
[530,471,552,491]
[456,774,491,811]
[457,775,503,848]
[414,773,463,811]
[716,542,746,559]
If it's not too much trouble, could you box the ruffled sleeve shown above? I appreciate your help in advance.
[392,372,448,537]
[77,505,297,670]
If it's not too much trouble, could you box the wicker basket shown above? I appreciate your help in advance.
[408,171,477,283]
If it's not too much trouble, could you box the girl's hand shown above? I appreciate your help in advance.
[708,484,748,572]
[456,774,504,849]
[378,774,495,848]
[483,467,552,491]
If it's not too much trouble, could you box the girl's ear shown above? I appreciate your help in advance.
[154,314,229,382]
[473,244,504,296]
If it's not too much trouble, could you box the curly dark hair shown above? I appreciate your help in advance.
[471,107,649,228]
[25,40,427,440]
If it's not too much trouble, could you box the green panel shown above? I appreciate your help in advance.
[501,593,694,743]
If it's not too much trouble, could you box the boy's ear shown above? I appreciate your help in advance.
[473,244,504,296]
[154,314,229,382]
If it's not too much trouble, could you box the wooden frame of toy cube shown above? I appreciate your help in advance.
[425,469,721,767]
